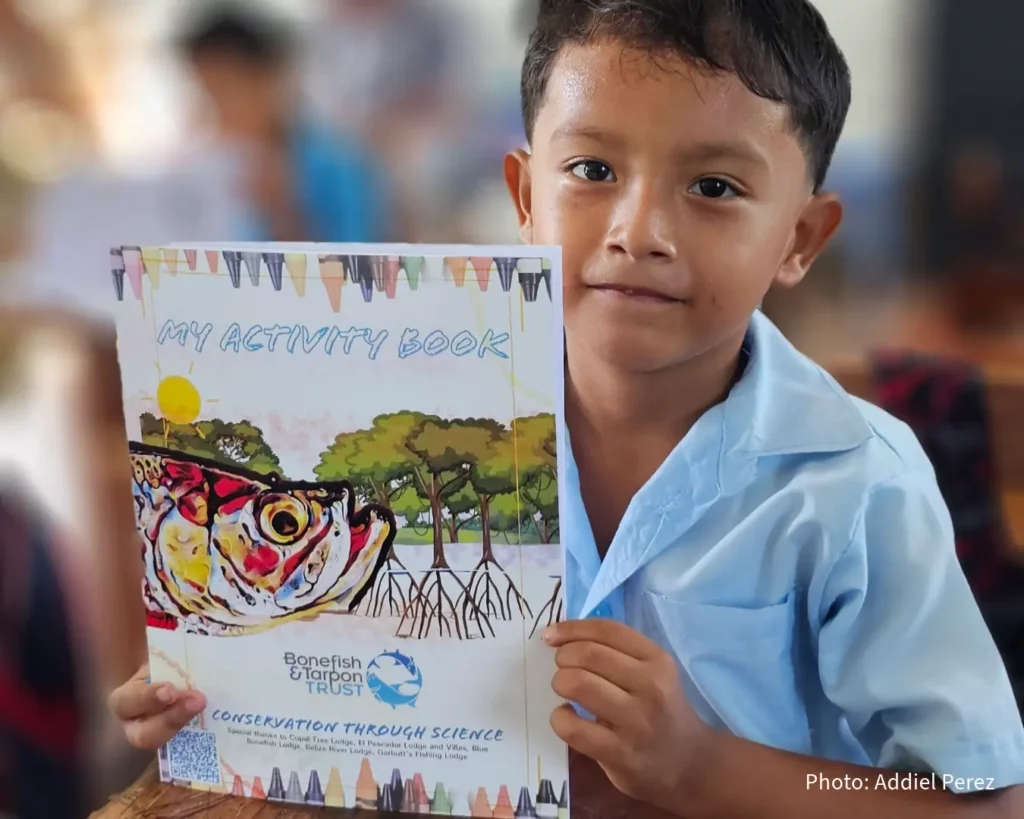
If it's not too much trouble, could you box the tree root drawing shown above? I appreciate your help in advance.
[459,554,533,622]
[359,553,417,619]
[530,576,563,638]
[398,568,494,640]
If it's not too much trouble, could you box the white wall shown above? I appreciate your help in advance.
[809,0,926,143]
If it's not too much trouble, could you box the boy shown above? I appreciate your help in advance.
[178,5,391,243]
[110,0,1024,815]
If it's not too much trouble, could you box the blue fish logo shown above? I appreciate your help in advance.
[367,650,422,709]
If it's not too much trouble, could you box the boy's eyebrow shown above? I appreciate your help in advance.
[548,124,627,147]
[547,126,770,171]
[676,140,770,170]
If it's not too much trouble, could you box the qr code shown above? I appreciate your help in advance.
[167,729,221,785]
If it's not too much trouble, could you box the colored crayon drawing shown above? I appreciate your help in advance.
[112,249,554,307]
[217,758,570,816]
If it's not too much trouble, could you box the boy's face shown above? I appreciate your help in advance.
[506,41,842,375]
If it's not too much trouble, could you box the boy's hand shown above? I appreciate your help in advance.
[543,619,711,811]
[108,663,207,751]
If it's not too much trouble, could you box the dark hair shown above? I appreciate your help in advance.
[521,0,851,190]
[177,6,294,68]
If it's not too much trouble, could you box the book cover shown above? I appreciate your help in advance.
[111,246,569,816]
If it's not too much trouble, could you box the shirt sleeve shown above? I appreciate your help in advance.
[816,470,1024,791]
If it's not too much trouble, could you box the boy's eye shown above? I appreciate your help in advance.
[569,160,615,183]
[688,177,740,199]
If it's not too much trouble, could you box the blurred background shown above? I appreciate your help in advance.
[0,0,1022,816]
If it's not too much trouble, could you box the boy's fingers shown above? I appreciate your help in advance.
[552,668,631,728]
[550,704,620,763]
[543,619,661,659]
[109,680,181,722]
[555,640,641,692]
[124,694,206,751]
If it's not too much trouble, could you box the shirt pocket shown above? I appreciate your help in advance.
[644,590,812,754]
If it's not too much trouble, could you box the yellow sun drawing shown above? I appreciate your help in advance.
[141,362,220,443]
[157,375,202,424]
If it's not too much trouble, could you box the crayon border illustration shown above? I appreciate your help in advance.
[112,248,555,311]
[161,755,569,816]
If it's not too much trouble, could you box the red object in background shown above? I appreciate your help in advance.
[870,350,1022,597]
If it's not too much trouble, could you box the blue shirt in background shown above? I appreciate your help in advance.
[561,309,1024,790]
[236,120,390,243]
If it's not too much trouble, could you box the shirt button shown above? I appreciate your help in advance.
[592,603,612,619]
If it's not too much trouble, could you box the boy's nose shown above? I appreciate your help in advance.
[604,182,678,262]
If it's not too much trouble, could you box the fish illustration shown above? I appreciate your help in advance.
[129,442,395,635]
[367,650,422,709]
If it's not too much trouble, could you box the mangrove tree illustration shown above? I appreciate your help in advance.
[530,577,564,638]
[316,411,559,639]
[140,413,284,477]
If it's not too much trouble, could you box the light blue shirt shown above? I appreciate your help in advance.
[563,310,1024,791]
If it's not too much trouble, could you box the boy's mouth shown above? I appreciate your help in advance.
[590,284,682,303]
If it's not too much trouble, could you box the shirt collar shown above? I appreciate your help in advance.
[562,310,873,518]
[561,310,875,611]
[717,310,872,493]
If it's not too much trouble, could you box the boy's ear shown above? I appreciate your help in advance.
[775,193,843,288]
[504,149,534,244]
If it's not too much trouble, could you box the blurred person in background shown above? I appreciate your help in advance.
[0,310,152,818]
[0,489,86,819]
[304,0,464,240]
[178,4,393,243]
